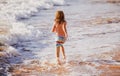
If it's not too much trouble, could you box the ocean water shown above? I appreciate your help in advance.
[0,0,120,76]
[0,0,65,75]
[0,0,65,44]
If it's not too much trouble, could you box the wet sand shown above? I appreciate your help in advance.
[8,47,120,76]
[0,0,120,76]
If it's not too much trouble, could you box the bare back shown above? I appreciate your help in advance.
[55,22,67,37]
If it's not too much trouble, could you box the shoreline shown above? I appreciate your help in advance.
[9,45,120,76]
[0,0,120,75]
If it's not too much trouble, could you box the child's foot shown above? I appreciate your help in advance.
[63,56,66,63]
[56,58,61,65]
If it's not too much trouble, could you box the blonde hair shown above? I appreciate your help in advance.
[54,10,65,24]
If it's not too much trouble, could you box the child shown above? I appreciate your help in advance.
[52,10,68,64]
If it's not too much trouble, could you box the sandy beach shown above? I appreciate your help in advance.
[0,0,120,76]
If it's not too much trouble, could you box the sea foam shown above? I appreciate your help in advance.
[0,0,65,44]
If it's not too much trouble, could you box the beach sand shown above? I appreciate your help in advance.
[0,0,120,76]
[8,47,120,76]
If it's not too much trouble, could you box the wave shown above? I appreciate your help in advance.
[0,0,65,45]
[0,0,65,20]
[0,1,65,75]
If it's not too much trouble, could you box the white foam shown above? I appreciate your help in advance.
[0,0,65,44]
[0,0,65,20]
[6,46,20,57]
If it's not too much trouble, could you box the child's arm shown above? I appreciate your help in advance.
[52,23,56,32]
[63,22,68,38]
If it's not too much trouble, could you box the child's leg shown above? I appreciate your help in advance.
[61,45,66,59]
[56,46,60,64]
[56,46,60,58]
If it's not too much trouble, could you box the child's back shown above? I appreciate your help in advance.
[54,22,67,37]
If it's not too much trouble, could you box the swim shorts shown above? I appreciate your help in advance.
[55,36,66,47]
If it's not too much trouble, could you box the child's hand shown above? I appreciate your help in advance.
[65,34,68,39]
[65,36,68,41]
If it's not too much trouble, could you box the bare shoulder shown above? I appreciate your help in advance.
[53,22,57,27]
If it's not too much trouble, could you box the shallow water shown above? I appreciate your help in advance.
[0,0,120,76]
